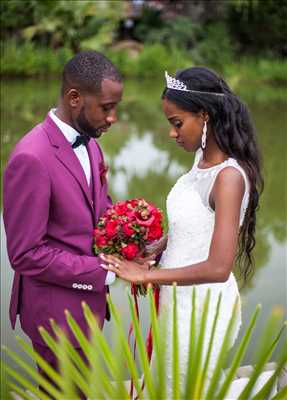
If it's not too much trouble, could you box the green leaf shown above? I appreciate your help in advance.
[238,322,287,399]
[57,332,79,399]
[205,296,240,399]
[198,291,222,397]
[148,285,167,399]
[2,346,61,399]
[82,301,129,398]
[3,291,287,400]
[3,362,51,400]
[251,338,287,400]
[127,292,156,398]
[107,294,143,399]
[215,304,261,399]
[184,286,197,398]
[7,381,33,400]
[272,386,287,400]
[192,289,211,399]
[172,283,180,399]
[15,336,62,388]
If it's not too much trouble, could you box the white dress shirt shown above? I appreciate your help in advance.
[49,109,116,285]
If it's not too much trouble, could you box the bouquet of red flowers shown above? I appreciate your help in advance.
[93,198,164,294]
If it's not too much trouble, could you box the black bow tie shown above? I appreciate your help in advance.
[72,134,90,149]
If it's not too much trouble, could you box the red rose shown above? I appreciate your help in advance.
[95,235,107,247]
[114,201,129,216]
[123,223,135,237]
[129,199,140,208]
[147,224,163,241]
[106,219,119,238]
[151,208,162,223]
[93,227,105,237]
[136,215,155,227]
[126,211,136,220]
[121,243,139,260]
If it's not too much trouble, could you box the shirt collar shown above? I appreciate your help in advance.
[49,108,80,145]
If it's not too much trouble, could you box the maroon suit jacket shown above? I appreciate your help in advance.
[3,114,112,346]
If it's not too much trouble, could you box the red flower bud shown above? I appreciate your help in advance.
[121,243,139,260]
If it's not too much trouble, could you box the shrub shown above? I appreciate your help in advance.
[1,40,73,76]
[191,22,235,73]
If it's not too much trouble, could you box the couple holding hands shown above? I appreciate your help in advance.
[3,50,262,396]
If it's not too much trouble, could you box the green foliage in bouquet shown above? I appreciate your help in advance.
[2,287,287,399]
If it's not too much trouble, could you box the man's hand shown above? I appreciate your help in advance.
[99,254,147,284]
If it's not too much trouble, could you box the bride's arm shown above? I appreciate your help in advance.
[144,168,245,285]
[101,168,245,286]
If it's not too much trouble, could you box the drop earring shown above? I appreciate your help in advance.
[201,121,207,149]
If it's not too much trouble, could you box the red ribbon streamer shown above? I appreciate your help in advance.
[129,285,160,399]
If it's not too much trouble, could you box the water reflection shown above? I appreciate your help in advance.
[110,132,185,197]
[1,78,286,365]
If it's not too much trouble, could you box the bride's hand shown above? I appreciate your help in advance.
[99,254,148,284]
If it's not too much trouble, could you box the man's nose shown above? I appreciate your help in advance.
[106,110,117,125]
[169,127,178,138]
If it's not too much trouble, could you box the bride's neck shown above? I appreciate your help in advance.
[201,138,228,168]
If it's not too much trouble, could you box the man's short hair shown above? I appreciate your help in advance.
[61,51,122,96]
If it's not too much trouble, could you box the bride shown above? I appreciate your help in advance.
[100,66,263,396]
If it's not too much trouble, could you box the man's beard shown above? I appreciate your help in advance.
[75,107,102,138]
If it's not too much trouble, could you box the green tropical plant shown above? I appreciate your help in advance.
[2,286,287,399]
[1,0,124,52]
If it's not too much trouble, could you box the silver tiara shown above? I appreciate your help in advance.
[165,71,225,97]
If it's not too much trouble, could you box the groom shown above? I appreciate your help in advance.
[3,51,123,379]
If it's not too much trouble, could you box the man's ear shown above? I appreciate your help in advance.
[66,89,82,108]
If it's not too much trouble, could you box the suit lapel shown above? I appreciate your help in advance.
[87,140,101,221]
[43,114,94,216]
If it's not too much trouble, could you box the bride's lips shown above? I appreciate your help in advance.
[176,139,184,146]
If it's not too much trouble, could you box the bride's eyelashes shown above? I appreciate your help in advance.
[170,120,182,129]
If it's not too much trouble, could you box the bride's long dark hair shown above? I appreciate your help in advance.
[162,66,264,282]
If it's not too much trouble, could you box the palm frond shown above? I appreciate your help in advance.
[2,288,286,399]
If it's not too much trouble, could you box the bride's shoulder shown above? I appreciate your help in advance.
[216,165,245,185]
[216,158,249,191]
[213,165,246,201]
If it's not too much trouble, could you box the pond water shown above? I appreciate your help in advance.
[1,78,286,369]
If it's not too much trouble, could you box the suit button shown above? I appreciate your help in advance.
[78,284,83,289]
[83,284,88,290]
[87,285,92,290]
[72,283,78,289]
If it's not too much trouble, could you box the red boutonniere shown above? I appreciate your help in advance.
[99,161,109,185]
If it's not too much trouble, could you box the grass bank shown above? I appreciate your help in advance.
[1,40,286,87]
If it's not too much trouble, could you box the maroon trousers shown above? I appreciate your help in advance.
[32,342,87,399]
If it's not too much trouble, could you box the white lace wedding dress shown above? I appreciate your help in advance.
[152,148,249,398]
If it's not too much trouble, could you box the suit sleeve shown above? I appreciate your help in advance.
[3,152,107,292]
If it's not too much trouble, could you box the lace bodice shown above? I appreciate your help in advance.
[160,148,249,269]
